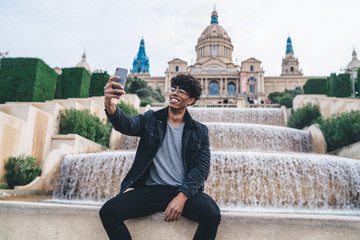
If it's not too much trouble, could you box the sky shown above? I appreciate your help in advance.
[1,0,359,77]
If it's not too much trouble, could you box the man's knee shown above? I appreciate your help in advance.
[206,206,221,226]
[99,202,117,222]
[99,204,109,221]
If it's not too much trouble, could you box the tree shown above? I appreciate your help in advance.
[327,73,352,98]
[125,75,165,103]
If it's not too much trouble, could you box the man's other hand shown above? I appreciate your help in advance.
[163,192,188,222]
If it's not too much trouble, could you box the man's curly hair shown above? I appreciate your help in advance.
[171,74,202,105]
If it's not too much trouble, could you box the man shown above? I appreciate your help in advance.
[100,74,221,240]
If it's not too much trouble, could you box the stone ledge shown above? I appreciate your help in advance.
[1,201,360,240]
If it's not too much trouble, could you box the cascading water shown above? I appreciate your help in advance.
[152,107,286,126]
[120,123,312,152]
[53,107,360,214]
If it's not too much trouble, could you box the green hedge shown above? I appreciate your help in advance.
[55,67,91,99]
[317,110,360,152]
[59,108,112,147]
[89,70,110,97]
[0,58,58,103]
[303,78,328,94]
[5,155,41,189]
[327,73,352,98]
[287,104,321,129]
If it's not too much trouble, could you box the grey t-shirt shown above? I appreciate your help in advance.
[146,120,186,186]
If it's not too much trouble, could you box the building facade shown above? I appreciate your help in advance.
[131,9,324,103]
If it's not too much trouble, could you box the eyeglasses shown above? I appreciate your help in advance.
[170,87,188,95]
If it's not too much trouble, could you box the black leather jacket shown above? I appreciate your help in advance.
[106,106,210,199]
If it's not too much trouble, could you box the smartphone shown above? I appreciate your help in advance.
[113,67,128,96]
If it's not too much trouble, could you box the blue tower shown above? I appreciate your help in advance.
[131,38,150,73]
[286,36,294,55]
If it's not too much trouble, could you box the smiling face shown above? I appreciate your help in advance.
[169,86,195,110]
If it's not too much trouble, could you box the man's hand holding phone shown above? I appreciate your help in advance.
[104,68,128,116]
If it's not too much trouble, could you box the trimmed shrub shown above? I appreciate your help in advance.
[117,102,138,116]
[89,70,110,97]
[59,108,111,147]
[317,110,360,152]
[5,155,41,189]
[55,67,91,99]
[287,104,321,129]
[303,78,327,94]
[327,73,352,98]
[0,58,58,103]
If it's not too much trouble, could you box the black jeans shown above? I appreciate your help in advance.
[99,185,221,240]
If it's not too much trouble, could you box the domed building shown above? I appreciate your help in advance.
[133,9,321,104]
[76,51,92,74]
[346,48,360,78]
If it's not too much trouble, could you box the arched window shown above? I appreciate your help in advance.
[175,66,179,72]
[290,66,294,72]
[248,77,256,82]
[209,81,219,95]
[227,83,236,96]
[137,67,141,72]
[250,65,254,72]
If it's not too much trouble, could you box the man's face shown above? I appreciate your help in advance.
[169,86,195,109]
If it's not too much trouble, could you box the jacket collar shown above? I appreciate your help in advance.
[154,106,198,130]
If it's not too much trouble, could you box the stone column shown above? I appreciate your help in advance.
[220,78,223,96]
[224,78,228,96]
[205,78,209,96]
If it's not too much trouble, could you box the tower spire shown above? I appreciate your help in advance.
[286,36,294,55]
[131,38,150,73]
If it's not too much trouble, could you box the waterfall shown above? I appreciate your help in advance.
[52,107,360,213]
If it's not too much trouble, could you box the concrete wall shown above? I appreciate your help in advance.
[1,201,360,240]
[0,95,140,183]
[329,141,360,160]
[293,94,360,118]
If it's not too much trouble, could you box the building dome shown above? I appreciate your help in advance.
[346,48,360,71]
[197,10,231,43]
[194,9,234,67]
[76,51,91,73]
